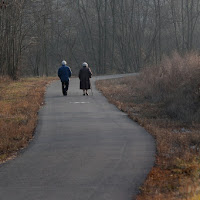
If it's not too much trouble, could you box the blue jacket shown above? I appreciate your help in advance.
[58,65,72,82]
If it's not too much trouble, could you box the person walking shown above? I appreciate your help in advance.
[58,60,72,96]
[79,62,92,96]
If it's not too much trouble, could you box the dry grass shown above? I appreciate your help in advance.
[96,52,200,200]
[139,52,200,122]
[0,76,57,163]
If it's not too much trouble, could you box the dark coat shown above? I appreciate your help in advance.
[58,65,72,82]
[79,67,92,90]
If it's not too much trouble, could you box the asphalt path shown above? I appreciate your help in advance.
[0,74,155,200]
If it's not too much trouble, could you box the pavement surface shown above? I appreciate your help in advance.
[0,74,155,200]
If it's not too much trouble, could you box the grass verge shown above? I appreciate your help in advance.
[0,76,57,163]
[96,63,200,199]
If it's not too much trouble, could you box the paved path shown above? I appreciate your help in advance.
[0,74,155,200]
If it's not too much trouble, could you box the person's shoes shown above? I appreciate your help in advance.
[83,93,85,96]
[86,93,89,96]
[63,92,67,96]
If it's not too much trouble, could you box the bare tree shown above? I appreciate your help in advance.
[1,0,200,78]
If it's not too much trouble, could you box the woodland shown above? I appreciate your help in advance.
[0,0,200,79]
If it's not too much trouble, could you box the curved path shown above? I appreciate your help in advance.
[0,74,155,200]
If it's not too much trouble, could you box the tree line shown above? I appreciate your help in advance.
[0,0,200,79]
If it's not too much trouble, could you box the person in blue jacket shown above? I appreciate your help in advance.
[58,60,72,96]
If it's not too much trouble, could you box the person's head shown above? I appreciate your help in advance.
[62,60,67,66]
[82,62,88,68]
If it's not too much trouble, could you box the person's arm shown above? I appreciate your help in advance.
[88,68,92,78]
[79,70,81,80]
[68,67,72,78]
[58,68,61,79]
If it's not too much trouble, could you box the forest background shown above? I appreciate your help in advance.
[1,0,200,79]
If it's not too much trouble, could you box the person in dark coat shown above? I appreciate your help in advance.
[58,60,72,96]
[79,62,92,96]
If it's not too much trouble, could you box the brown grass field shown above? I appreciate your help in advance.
[0,76,57,163]
[96,53,200,200]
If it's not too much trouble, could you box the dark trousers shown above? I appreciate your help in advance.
[62,81,69,95]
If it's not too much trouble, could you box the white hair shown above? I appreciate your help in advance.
[82,62,88,67]
[62,60,67,65]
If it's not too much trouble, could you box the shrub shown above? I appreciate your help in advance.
[138,52,200,122]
